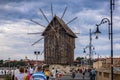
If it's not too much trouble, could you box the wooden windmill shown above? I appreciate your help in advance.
[29,4,77,65]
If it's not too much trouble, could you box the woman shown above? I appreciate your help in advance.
[15,67,26,80]
[45,69,50,80]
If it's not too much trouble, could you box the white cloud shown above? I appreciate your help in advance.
[0,0,120,60]
[0,19,44,60]
[114,43,120,50]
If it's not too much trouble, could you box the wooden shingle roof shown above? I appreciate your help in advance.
[42,15,77,38]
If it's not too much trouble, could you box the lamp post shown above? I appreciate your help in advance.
[94,0,115,79]
[34,51,40,65]
[83,29,95,68]
[95,17,113,80]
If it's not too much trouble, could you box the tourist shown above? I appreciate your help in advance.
[4,69,6,75]
[51,67,56,80]
[15,67,25,80]
[90,68,96,80]
[23,69,28,80]
[71,68,75,79]
[27,71,31,80]
[14,65,20,79]
[1,69,3,75]
[29,66,34,76]
[82,67,86,79]
[45,68,50,80]
[30,66,47,80]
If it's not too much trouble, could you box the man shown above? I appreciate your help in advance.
[51,67,56,80]
[82,67,86,79]
[31,66,46,80]
[29,66,34,76]
[14,66,20,80]
[71,68,75,79]
[90,68,96,80]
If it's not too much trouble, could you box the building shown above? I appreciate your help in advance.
[93,61,103,69]
[93,57,120,69]
[42,15,77,65]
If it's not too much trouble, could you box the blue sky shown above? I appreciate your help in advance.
[0,0,120,60]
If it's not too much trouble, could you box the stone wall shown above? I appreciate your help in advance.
[96,69,120,80]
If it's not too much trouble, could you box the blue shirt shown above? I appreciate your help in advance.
[32,72,47,80]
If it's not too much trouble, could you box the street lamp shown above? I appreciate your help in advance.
[94,17,113,80]
[34,51,40,65]
[94,0,115,79]
[83,29,95,67]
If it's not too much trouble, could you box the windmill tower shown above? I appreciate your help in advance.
[30,5,77,65]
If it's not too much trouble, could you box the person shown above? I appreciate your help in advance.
[30,66,47,80]
[82,68,86,79]
[29,66,34,76]
[23,69,28,80]
[90,68,96,80]
[71,68,75,79]
[51,67,56,80]
[14,66,20,79]
[45,68,50,80]
[27,71,31,80]
[15,67,25,80]
[4,69,6,75]
[1,69,3,75]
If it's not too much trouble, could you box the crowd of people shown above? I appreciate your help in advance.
[0,65,96,80]
[13,65,50,80]
[0,65,50,80]
[71,67,96,80]
[2,65,61,80]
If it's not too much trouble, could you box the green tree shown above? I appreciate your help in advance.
[0,60,4,67]
[76,57,84,61]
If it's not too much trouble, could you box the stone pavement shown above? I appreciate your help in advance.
[0,78,4,80]
[51,72,90,80]
[0,72,90,80]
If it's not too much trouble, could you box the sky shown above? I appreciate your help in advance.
[0,0,120,60]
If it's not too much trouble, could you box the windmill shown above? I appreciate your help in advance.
[28,4,78,65]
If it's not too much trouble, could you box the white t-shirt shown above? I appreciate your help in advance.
[29,68,34,74]
[14,69,20,77]
[51,69,56,78]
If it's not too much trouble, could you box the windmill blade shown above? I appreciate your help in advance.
[39,8,59,38]
[61,6,67,19]
[30,19,46,28]
[41,50,44,55]
[32,37,44,46]
[39,8,49,23]
[66,17,77,25]
[51,3,54,18]
[27,32,43,35]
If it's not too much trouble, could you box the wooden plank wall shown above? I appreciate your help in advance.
[44,19,75,65]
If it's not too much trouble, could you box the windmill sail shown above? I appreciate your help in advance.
[30,19,46,28]
[32,37,44,46]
